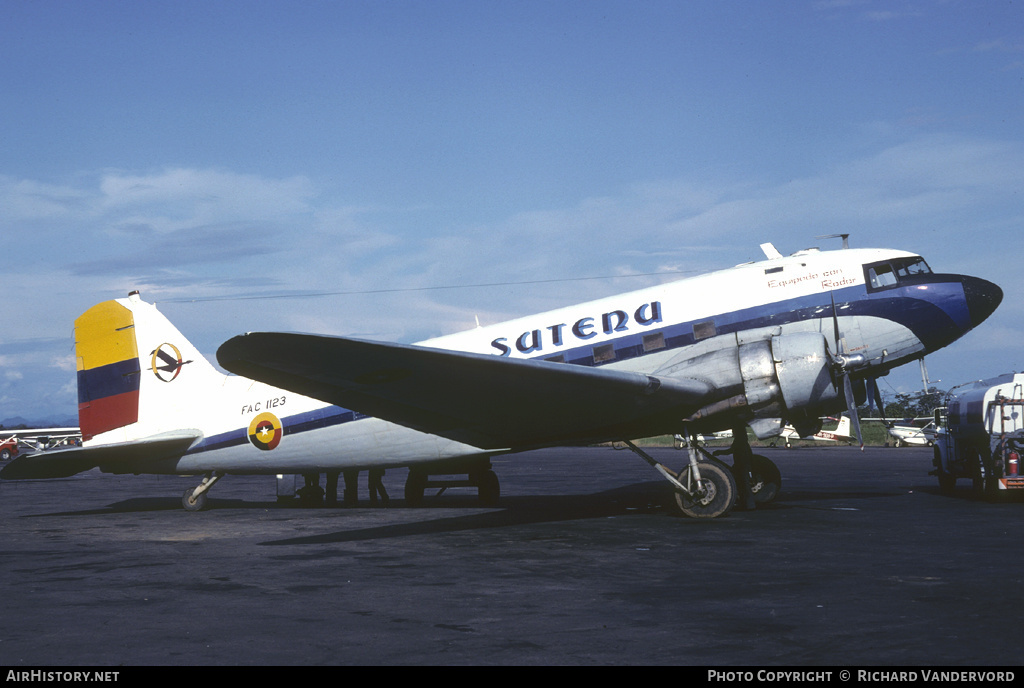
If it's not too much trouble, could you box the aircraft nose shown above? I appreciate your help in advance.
[961,275,1003,328]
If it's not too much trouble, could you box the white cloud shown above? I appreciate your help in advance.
[98,168,316,220]
[0,177,92,220]
[4,132,1023,418]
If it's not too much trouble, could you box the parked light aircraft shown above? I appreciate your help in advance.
[0,428,81,460]
[672,430,733,448]
[885,419,937,447]
[1,241,1002,518]
[774,415,854,448]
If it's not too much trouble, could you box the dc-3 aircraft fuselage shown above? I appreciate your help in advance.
[1,243,1002,518]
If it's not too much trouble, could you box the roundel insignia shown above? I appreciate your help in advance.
[248,412,283,451]
[150,343,191,382]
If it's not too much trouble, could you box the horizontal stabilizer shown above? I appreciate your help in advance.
[0,432,201,480]
[218,332,712,450]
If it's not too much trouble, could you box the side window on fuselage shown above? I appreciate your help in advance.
[867,263,898,289]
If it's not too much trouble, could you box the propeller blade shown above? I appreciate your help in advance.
[830,292,842,354]
[843,373,865,451]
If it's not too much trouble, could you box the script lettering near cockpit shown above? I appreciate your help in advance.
[767,266,855,291]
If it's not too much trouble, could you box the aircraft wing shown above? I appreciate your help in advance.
[218,333,712,450]
[0,432,200,480]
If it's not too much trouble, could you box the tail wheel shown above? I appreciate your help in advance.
[674,461,736,518]
[182,488,208,512]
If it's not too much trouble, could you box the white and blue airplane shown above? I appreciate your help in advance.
[1,241,1002,518]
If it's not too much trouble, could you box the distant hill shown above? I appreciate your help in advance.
[1,415,78,430]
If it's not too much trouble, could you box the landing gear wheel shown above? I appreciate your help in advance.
[674,461,736,518]
[182,488,208,512]
[405,470,426,507]
[472,469,500,506]
[748,454,781,505]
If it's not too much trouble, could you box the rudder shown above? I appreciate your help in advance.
[75,292,224,444]
[76,300,141,442]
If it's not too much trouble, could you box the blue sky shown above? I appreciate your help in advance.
[2,0,1022,422]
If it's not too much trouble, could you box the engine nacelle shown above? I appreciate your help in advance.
[770,332,841,415]
[672,331,841,436]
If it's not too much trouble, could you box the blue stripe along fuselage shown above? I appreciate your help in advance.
[188,277,969,454]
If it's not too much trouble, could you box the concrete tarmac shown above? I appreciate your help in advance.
[1,445,1022,667]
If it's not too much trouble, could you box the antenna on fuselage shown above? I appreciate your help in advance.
[816,233,850,249]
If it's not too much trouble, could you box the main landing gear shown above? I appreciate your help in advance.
[622,439,736,518]
[621,430,782,518]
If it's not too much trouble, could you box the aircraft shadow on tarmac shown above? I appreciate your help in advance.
[256,485,956,546]
[31,481,670,521]
[26,476,1007,544]
[263,492,666,546]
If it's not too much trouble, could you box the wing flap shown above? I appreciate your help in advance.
[0,432,201,480]
[218,333,711,449]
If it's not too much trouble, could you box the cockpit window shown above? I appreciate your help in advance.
[894,257,932,279]
[865,256,933,291]
[867,263,898,289]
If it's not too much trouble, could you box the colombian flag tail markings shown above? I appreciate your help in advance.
[75,301,141,441]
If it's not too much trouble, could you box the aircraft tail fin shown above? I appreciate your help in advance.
[75,292,223,444]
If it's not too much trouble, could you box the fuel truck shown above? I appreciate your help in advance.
[932,372,1024,497]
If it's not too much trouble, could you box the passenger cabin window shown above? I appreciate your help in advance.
[693,320,717,341]
[593,343,615,363]
[864,256,932,291]
[643,332,666,352]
